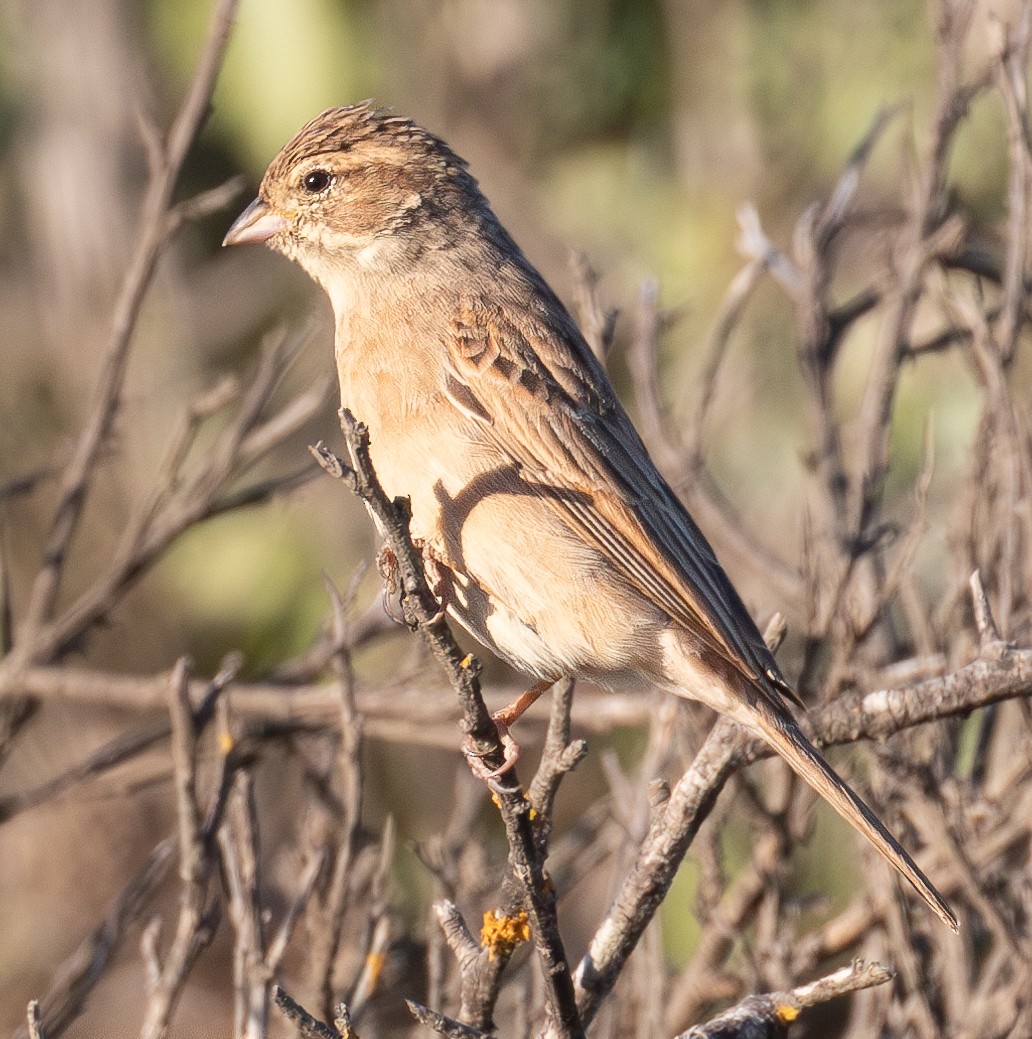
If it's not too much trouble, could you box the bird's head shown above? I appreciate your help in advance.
[224,102,483,283]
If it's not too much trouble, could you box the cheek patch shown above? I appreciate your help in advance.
[343,165,435,235]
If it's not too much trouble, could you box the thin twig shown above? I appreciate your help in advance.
[218,768,271,1039]
[11,839,177,1039]
[305,573,367,1019]
[407,999,496,1039]
[11,0,242,666]
[676,960,894,1039]
[273,986,344,1039]
[573,718,744,1030]
[139,659,225,1039]
[969,569,1004,648]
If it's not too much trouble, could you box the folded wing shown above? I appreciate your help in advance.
[443,289,799,711]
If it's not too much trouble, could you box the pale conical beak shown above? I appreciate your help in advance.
[223,197,289,247]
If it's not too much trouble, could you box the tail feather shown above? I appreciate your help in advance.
[748,695,958,932]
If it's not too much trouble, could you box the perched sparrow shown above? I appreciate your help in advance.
[225,103,956,931]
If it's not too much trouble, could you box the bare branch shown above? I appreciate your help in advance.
[407,997,494,1039]
[316,409,585,1039]
[273,986,344,1039]
[25,1002,45,1039]
[675,960,894,1039]
[407,999,495,1039]
[218,769,271,1039]
[969,569,1004,648]
[570,251,618,363]
[10,0,242,665]
[139,661,225,1039]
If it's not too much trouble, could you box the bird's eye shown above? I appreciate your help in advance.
[302,169,332,194]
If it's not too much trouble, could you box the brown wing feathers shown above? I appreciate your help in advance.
[445,298,792,704]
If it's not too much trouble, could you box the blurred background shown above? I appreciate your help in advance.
[0,0,1026,1034]
[2,0,1013,684]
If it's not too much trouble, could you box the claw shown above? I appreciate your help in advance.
[462,679,555,782]
[376,544,405,624]
[376,544,399,588]
[463,721,521,780]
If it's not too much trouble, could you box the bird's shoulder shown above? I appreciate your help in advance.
[444,262,613,416]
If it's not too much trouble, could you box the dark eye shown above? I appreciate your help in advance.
[302,169,332,193]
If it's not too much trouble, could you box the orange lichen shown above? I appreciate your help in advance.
[480,910,530,960]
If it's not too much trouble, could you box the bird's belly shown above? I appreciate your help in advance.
[417,466,665,684]
[338,372,664,683]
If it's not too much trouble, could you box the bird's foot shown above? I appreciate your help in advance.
[376,544,405,624]
[376,543,398,590]
[463,680,554,781]
[463,719,521,781]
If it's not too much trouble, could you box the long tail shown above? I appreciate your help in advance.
[747,694,958,932]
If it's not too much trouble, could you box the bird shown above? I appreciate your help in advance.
[224,102,957,932]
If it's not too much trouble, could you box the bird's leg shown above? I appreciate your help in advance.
[465,679,554,780]
[495,679,554,729]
